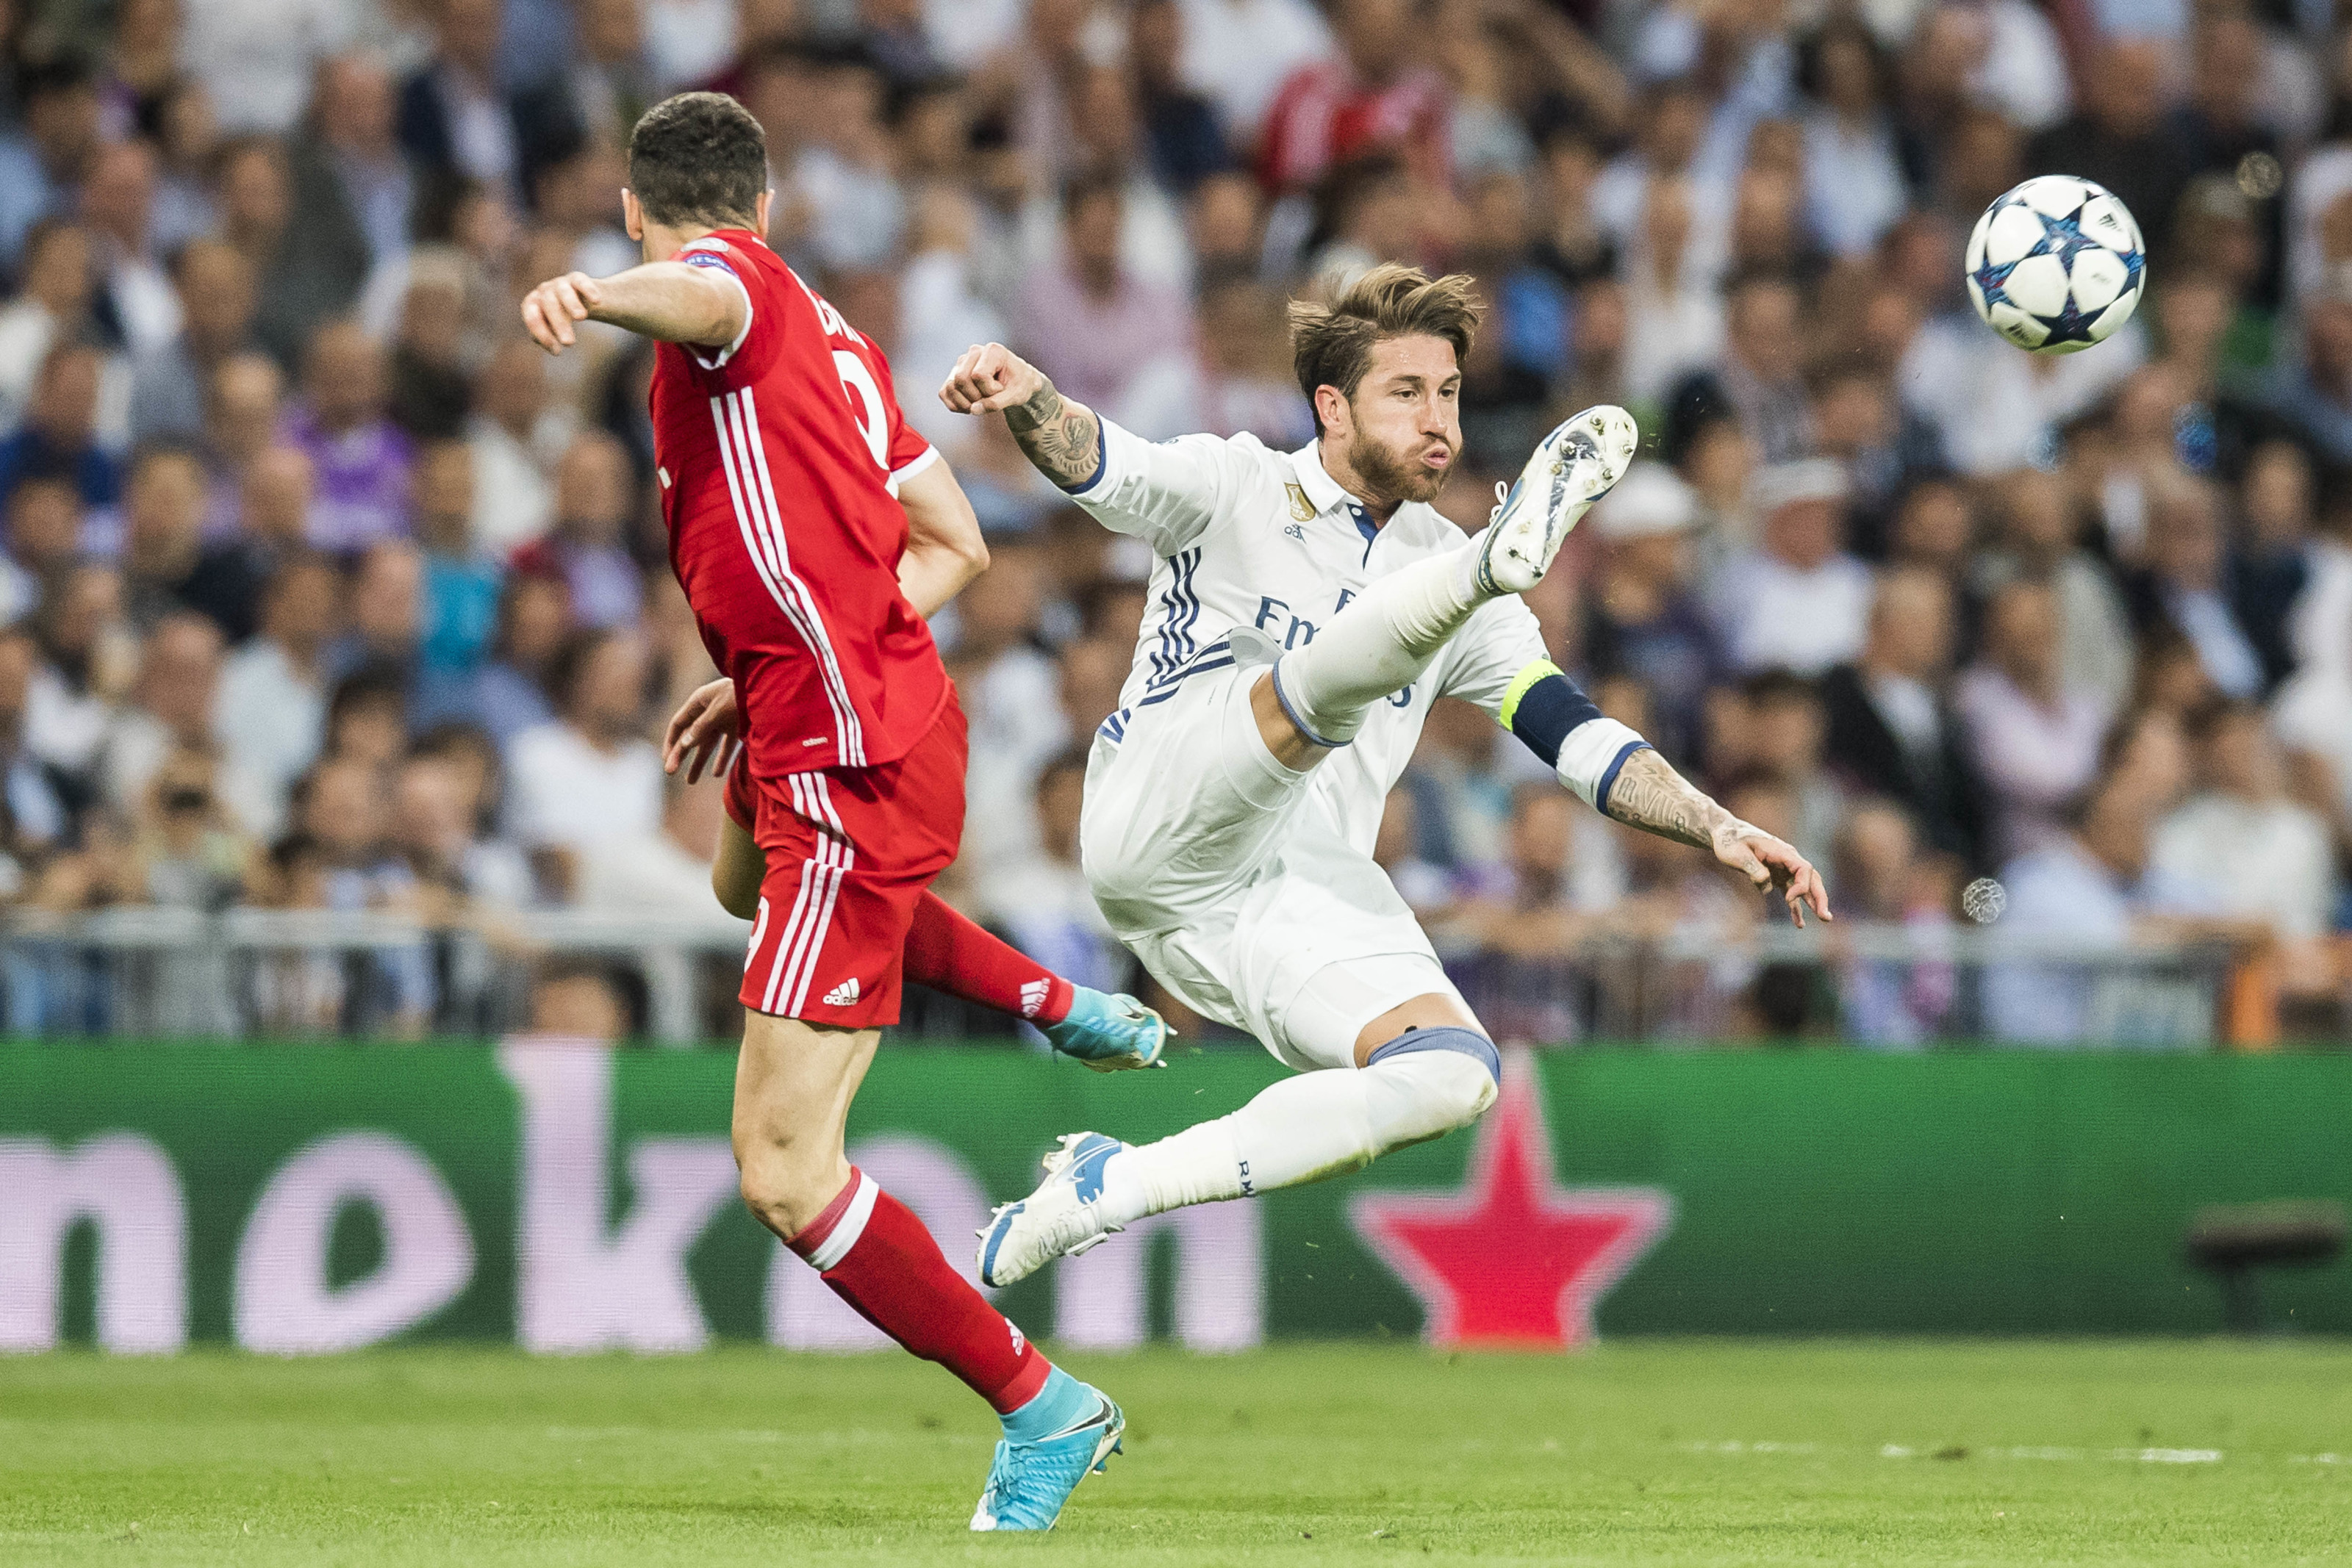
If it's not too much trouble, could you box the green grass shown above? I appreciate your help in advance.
[4,1342,2350,1565]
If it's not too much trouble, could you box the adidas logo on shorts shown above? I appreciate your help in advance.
[823,977,861,1007]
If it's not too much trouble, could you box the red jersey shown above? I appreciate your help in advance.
[1257,60,1449,193]
[648,229,946,777]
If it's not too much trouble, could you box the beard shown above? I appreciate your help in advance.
[1346,425,1454,509]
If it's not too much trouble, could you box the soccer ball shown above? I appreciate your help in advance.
[1964,176,2146,354]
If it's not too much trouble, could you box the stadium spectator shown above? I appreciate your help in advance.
[2151,701,2337,943]
[0,628,68,863]
[0,222,96,434]
[1,476,83,623]
[0,342,119,511]
[323,541,424,686]
[1976,468,2135,714]
[395,0,577,204]
[279,54,411,353]
[118,440,264,639]
[0,59,103,272]
[1581,464,1718,766]
[1821,568,1982,865]
[517,432,641,630]
[81,139,179,360]
[22,562,124,799]
[503,627,661,890]
[951,536,1066,885]
[218,552,337,835]
[1708,459,1871,676]
[284,320,412,553]
[1832,798,1958,1049]
[1984,770,2219,1046]
[102,610,269,835]
[390,748,531,914]
[2026,37,2193,261]
[1015,171,1194,422]
[466,338,562,553]
[412,439,501,683]
[1959,580,2112,863]
[1259,0,1447,194]
[128,239,260,445]
[2126,474,2265,701]
[1133,0,1231,197]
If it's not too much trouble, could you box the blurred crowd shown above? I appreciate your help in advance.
[3,0,2352,1044]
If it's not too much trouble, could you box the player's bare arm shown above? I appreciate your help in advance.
[895,457,991,616]
[1603,747,1833,928]
[520,262,746,355]
[940,343,1103,491]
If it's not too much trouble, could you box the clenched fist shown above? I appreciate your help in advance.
[939,342,1049,415]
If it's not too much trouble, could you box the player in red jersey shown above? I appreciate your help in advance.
[663,670,1172,1060]
[520,93,1130,1531]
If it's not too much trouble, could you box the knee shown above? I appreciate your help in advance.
[1367,1026,1500,1134]
[1420,1050,1499,1129]
[734,1139,839,1240]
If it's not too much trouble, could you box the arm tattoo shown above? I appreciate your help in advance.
[1002,379,1103,490]
[1601,747,1743,852]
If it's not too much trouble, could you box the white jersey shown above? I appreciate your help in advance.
[1074,420,1547,854]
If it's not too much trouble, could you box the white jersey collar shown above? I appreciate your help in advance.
[1288,441,1357,518]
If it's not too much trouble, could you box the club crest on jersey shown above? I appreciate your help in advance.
[1285,481,1313,522]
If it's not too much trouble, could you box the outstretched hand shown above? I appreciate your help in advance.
[940,342,1047,416]
[664,676,740,783]
[1713,829,1834,929]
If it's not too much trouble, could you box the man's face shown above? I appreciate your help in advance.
[305,324,382,431]
[1328,334,1462,508]
[1729,282,1802,380]
[578,636,649,736]
[320,57,395,152]
[1067,190,1123,278]
[555,439,628,539]
[1763,497,1840,571]
[179,241,257,350]
[32,348,100,445]
[128,453,206,561]
[415,444,476,548]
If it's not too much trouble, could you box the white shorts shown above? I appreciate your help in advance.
[1080,663,1468,1073]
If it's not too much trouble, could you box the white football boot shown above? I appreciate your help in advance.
[1471,404,1639,597]
[977,1132,1127,1288]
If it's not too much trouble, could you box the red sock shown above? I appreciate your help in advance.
[788,1167,1052,1414]
[903,891,1074,1024]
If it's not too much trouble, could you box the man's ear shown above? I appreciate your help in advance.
[621,189,644,243]
[755,188,773,240]
[1314,384,1352,439]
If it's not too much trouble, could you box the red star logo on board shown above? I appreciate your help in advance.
[1347,1052,1673,1349]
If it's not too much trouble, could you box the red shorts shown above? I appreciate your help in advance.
[737,698,967,1027]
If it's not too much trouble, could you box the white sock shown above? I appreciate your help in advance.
[1271,544,1488,744]
[1095,1052,1497,1226]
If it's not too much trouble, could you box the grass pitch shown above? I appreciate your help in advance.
[3,1341,2348,1566]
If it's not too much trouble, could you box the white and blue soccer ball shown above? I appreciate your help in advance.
[1965,175,2146,354]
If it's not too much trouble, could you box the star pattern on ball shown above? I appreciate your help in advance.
[1972,195,2119,348]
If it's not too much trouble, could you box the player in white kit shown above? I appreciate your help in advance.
[941,266,1832,1287]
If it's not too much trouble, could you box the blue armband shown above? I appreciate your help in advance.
[1495,661,1652,810]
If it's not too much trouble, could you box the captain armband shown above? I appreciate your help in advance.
[1494,660,1652,812]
